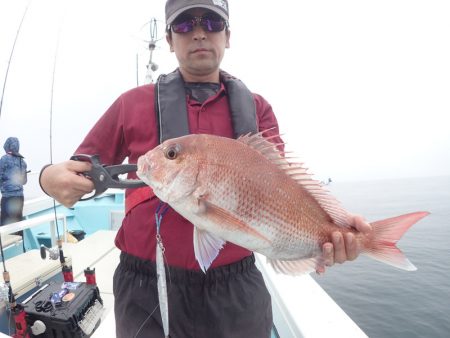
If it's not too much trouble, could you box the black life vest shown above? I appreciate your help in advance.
[154,69,258,143]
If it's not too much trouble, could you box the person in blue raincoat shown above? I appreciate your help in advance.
[0,137,28,225]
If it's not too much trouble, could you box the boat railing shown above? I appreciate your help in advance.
[0,213,68,247]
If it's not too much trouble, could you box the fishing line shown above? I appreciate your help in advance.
[0,0,32,119]
[133,302,161,338]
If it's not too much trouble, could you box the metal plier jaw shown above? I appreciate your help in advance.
[70,154,146,201]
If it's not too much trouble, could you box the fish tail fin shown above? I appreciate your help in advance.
[364,211,429,271]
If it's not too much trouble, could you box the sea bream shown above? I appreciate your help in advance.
[136,132,429,275]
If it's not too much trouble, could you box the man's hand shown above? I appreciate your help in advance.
[320,215,372,272]
[40,161,95,207]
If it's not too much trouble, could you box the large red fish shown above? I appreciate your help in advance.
[136,133,429,275]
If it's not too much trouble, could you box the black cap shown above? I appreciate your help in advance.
[165,0,229,25]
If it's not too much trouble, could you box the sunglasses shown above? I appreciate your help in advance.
[171,14,227,33]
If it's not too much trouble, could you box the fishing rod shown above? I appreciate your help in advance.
[0,0,32,120]
[0,3,63,335]
[45,2,75,282]
[0,3,35,336]
[0,0,32,305]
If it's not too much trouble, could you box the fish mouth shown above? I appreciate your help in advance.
[136,155,166,193]
[136,156,146,175]
[136,156,153,183]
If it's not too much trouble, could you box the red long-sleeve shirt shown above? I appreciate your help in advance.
[76,82,282,270]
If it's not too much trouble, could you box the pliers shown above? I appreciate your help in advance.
[70,154,146,200]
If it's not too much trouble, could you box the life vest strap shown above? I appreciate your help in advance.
[125,187,154,214]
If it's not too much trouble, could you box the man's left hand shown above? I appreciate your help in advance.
[321,215,372,271]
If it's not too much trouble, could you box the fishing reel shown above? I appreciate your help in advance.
[40,243,74,282]
[40,244,59,261]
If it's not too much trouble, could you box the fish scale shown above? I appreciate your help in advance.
[202,136,330,258]
[137,132,429,275]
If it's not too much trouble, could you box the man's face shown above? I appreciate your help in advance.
[166,8,230,81]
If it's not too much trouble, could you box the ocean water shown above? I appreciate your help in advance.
[312,176,450,338]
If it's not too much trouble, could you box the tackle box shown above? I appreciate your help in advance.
[22,281,103,337]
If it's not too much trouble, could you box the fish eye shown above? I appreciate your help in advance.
[164,145,179,160]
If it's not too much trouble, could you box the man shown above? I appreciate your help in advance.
[40,1,371,337]
[0,136,27,225]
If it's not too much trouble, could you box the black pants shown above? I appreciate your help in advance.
[1,196,24,225]
[113,252,273,338]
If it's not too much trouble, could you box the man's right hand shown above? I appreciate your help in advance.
[39,161,95,207]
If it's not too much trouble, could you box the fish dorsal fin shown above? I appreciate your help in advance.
[193,228,225,272]
[238,132,351,228]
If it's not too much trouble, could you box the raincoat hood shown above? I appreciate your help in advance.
[3,137,22,157]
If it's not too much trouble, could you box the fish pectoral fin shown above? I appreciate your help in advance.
[267,257,324,276]
[200,200,270,243]
[193,227,225,273]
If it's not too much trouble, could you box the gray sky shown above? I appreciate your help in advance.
[1,0,449,188]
